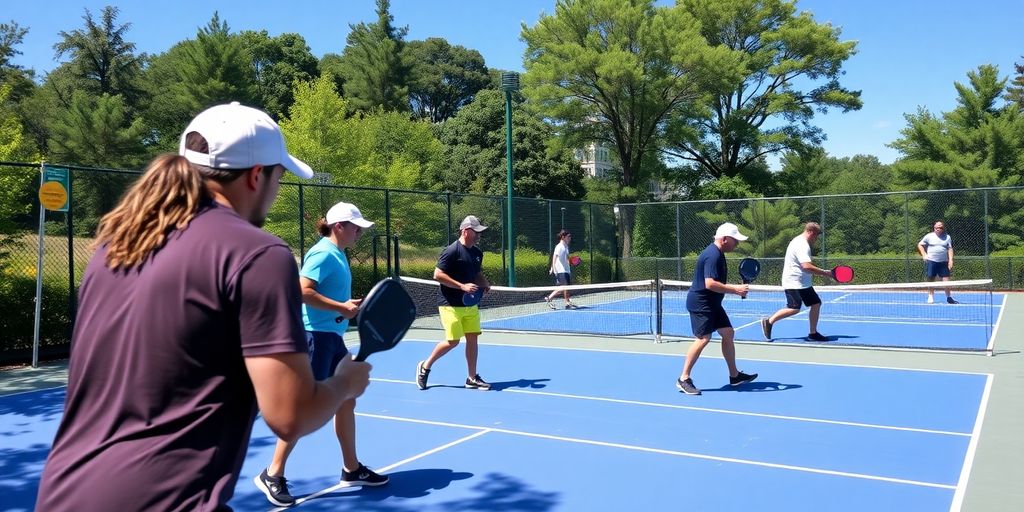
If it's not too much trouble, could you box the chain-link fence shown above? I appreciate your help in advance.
[3,161,1023,363]
[617,188,1024,287]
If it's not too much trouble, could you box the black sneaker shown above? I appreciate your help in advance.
[730,371,758,386]
[947,297,959,304]
[416,360,430,390]
[760,317,773,340]
[676,378,701,395]
[465,374,491,390]
[341,463,389,487]
[254,468,295,507]
[565,302,579,309]
[807,332,829,342]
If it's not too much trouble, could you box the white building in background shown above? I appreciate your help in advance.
[575,142,615,178]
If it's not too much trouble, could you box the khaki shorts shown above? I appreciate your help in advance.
[438,305,481,340]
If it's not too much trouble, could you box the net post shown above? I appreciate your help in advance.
[655,269,663,343]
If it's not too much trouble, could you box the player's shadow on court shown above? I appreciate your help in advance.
[703,381,803,393]
[293,469,474,509]
[489,378,551,391]
[771,334,859,343]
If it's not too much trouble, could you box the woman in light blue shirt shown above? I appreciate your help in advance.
[254,201,388,507]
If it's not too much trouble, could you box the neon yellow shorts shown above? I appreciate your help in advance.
[438,305,481,340]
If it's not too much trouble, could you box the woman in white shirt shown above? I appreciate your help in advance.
[545,230,577,309]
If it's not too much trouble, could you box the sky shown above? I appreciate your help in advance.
[4,0,1023,166]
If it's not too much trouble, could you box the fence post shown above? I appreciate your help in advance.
[500,198,506,284]
[675,203,682,280]
[820,196,827,265]
[67,171,76,326]
[446,192,452,246]
[904,193,911,282]
[984,189,991,278]
[384,190,391,277]
[392,234,401,278]
[589,203,594,283]
[297,184,306,258]
[548,201,553,258]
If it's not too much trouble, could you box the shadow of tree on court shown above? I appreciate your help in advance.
[489,378,550,391]
[0,388,66,419]
[703,381,803,393]
[0,443,51,512]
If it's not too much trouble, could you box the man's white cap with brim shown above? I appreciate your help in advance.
[326,202,375,228]
[714,222,749,241]
[178,101,313,179]
[459,215,487,232]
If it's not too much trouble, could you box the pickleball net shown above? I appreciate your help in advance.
[399,276,997,352]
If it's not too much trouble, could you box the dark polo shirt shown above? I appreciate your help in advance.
[37,201,307,511]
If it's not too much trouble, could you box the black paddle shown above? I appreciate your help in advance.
[738,257,761,300]
[335,278,416,361]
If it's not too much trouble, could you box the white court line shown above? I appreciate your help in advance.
[950,374,994,512]
[987,296,1007,353]
[276,429,492,511]
[400,338,993,376]
[354,412,956,490]
[369,377,969,437]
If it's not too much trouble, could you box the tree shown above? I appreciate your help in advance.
[1005,56,1024,107]
[0,21,35,103]
[142,13,256,150]
[432,88,586,200]
[405,38,490,122]
[239,30,319,117]
[521,0,730,190]
[0,84,39,236]
[890,65,1024,251]
[665,0,861,183]
[337,0,410,112]
[53,6,145,106]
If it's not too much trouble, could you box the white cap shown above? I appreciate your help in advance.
[178,102,313,179]
[326,202,375,228]
[459,215,487,232]
[714,222,748,241]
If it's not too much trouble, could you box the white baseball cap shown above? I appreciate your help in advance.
[459,215,487,232]
[714,222,749,241]
[178,102,313,179]
[326,202,375,228]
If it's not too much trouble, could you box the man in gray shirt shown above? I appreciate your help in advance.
[918,220,958,304]
[36,103,371,511]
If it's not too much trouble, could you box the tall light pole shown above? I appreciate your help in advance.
[501,71,519,286]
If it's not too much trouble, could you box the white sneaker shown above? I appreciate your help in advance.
[927,296,934,304]
[545,296,556,310]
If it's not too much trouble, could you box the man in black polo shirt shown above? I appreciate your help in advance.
[677,222,758,396]
[416,215,493,390]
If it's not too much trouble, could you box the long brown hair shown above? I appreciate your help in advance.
[93,132,254,269]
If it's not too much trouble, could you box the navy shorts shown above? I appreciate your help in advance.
[306,331,349,380]
[925,260,950,278]
[688,305,732,338]
[554,272,571,285]
[784,287,822,310]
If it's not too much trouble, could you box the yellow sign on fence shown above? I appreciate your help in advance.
[39,166,70,212]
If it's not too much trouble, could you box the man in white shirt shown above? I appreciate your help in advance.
[918,221,958,304]
[761,222,832,342]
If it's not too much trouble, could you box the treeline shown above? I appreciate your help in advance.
[1,0,1023,242]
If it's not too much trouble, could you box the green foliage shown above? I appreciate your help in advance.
[279,75,356,178]
[405,38,491,122]
[0,85,40,234]
[0,269,72,352]
[522,0,726,188]
[1006,57,1024,107]
[239,30,319,118]
[47,92,147,168]
[433,89,586,199]
[337,0,410,113]
[53,6,145,106]
[666,0,861,180]
[0,21,35,103]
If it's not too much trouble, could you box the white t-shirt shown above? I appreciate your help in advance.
[781,235,813,289]
[919,232,952,262]
[551,241,570,274]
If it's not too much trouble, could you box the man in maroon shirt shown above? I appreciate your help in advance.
[36,102,371,511]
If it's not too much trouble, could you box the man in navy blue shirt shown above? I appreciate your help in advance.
[416,215,493,390]
[677,223,758,395]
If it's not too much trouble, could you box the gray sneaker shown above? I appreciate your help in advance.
[760,317,773,340]
[416,360,430,390]
[676,378,701,395]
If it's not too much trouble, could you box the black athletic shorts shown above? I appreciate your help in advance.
[784,287,822,310]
